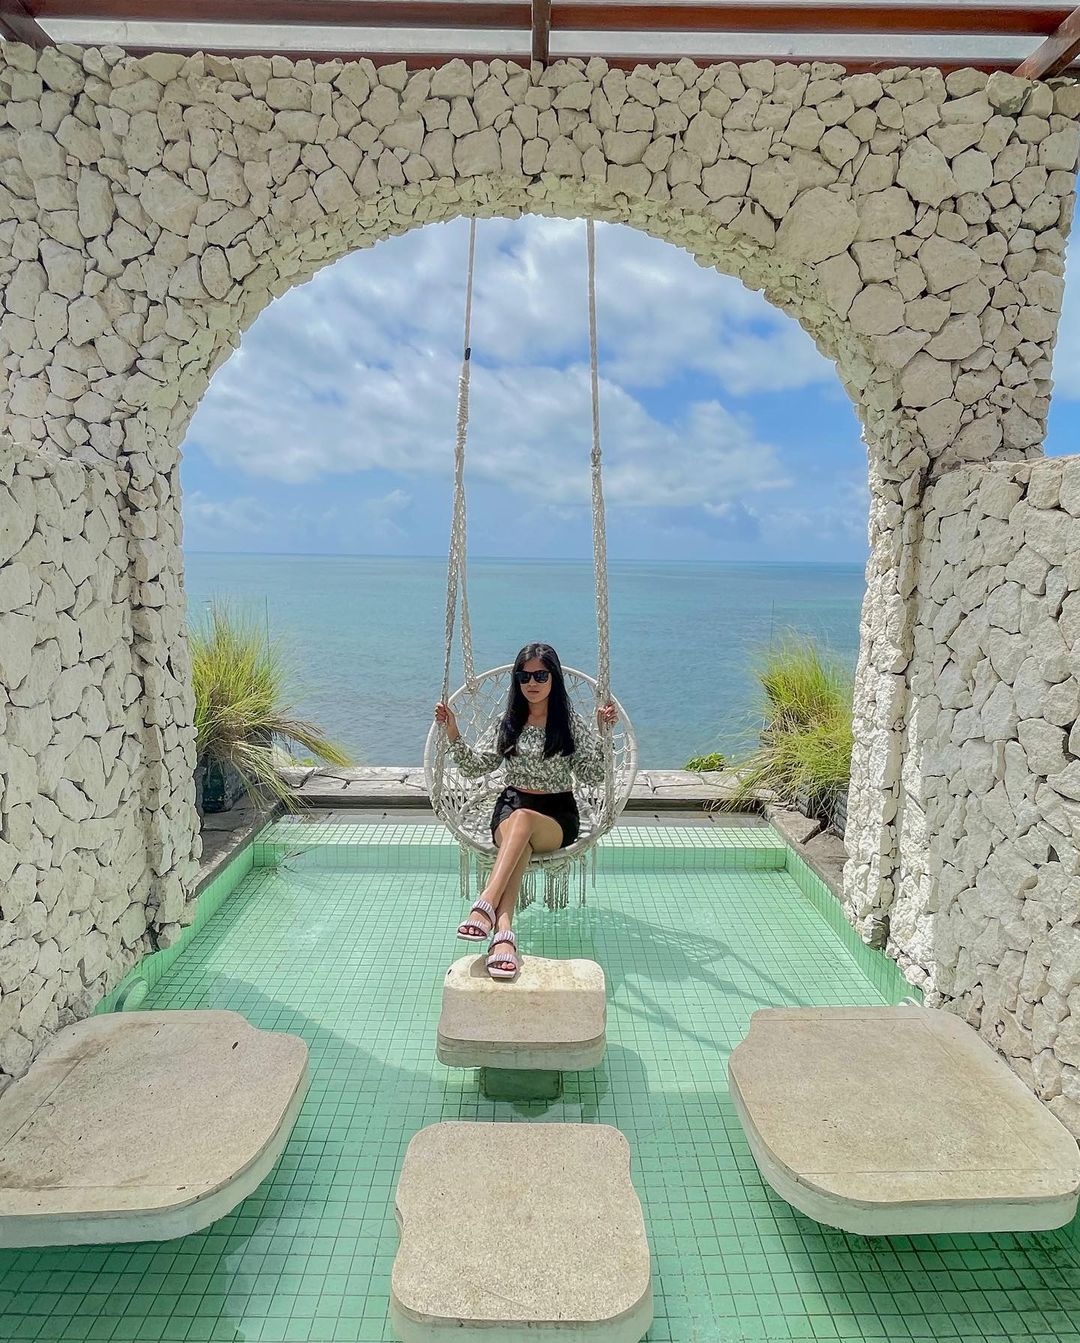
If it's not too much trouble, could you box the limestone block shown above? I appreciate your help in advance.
[918,235,982,292]
[849,284,904,335]
[775,186,858,261]
[392,1123,652,1342]
[897,140,956,206]
[986,73,1031,116]
[700,158,749,200]
[603,130,650,165]
[140,170,201,234]
[1039,127,1080,173]
[926,313,983,359]
[0,1012,309,1244]
[438,956,606,1071]
[900,352,953,408]
[682,110,721,164]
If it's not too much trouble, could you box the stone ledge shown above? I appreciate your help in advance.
[437,955,606,1071]
[392,1122,652,1341]
[0,1012,308,1247]
[768,805,847,900]
[729,1005,1080,1236]
[286,766,760,811]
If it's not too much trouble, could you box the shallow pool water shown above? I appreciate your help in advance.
[2,823,1078,1343]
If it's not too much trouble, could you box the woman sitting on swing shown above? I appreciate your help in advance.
[434,641,619,980]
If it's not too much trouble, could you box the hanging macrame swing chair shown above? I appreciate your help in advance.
[424,218,638,912]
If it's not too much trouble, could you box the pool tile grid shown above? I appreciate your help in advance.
[1,839,1078,1343]
[254,821,788,874]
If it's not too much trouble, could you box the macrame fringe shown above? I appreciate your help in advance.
[459,847,589,912]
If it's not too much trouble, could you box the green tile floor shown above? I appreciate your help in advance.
[2,828,1080,1343]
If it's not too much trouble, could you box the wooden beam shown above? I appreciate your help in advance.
[1014,3,1080,74]
[556,2,1075,36]
[33,0,529,26]
[28,0,1078,36]
[0,0,53,43]
[532,0,550,61]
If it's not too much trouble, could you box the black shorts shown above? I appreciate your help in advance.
[490,787,580,849]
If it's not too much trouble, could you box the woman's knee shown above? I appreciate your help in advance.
[506,808,536,835]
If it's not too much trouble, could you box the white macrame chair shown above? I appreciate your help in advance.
[425,218,638,910]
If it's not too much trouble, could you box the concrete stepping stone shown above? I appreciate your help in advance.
[729,1004,1080,1235]
[391,1122,652,1342]
[0,1011,309,1247]
[437,954,606,1071]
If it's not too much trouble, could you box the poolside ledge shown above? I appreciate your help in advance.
[281,765,747,810]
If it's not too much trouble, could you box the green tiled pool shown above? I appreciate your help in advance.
[3,823,1080,1343]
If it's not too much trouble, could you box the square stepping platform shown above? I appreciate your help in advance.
[729,1004,1080,1236]
[437,955,606,1071]
[391,1122,652,1342]
[0,1011,309,1247]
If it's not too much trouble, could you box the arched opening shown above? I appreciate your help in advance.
[179,215,870,773]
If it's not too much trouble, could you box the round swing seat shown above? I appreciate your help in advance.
[424,665,637,874]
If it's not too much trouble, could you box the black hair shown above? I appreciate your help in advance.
[496,642,577,760]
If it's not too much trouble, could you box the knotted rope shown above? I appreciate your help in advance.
[433,217,617,831]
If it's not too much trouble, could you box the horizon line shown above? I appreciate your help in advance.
[183,549,868,566]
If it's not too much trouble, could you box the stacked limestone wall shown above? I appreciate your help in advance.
[0,41,1078,1093]
[894,457,1080,1135]
[0,441,199,1077]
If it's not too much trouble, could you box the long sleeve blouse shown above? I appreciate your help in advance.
[448,708,606,792]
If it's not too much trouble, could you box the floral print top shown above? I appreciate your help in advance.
[448,708,606,792]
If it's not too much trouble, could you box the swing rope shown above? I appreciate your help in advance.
[586,218,616,824]
[432,218,478,813]
[432,216,618,835]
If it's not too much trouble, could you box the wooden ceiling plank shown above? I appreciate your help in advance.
[1,0,53,43]
[554,2,1075,36]
[33,0,530,27]
[531,0,550,60]
[1013,3,1080,74]
[28,0,1076,37]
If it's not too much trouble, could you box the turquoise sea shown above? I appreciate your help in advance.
[182,554,866,768]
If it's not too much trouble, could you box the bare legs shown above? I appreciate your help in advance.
[460,808,562,972]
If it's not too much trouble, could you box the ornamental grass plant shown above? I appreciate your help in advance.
[727,635,854,812]
[191,600,353,808]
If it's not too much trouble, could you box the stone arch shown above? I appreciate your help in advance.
[1,42,1078,1086]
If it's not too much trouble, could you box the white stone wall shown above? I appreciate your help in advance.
[0,439,200,1078]
[901,457,1080,1136]
[0,42,1078,1088]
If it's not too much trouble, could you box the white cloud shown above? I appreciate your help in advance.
[753,469,870,548]
[184,490,273,534]
[184,216,836,464]
[183,220,809,516]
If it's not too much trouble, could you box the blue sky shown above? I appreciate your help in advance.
[180,216,1080,564]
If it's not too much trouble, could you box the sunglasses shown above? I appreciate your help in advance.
[515,669,550,684]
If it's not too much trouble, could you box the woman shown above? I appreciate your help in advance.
[434,642,618,980]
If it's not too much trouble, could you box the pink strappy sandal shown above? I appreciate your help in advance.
[487,930,519,980]
[457,898,497,942]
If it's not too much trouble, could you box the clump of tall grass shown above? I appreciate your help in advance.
[191,600,353,807]
[727,635,853,810]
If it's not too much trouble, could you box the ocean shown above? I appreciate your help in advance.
[182,554,866,768]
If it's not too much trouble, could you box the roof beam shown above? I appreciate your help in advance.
[36,18,1071,70]
[558,2,1076,36]
[26,0,1079,36]
[1014,3,1080,75]
[531,0,550,61]
[32,0,529,26]
[0,0,53,43]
